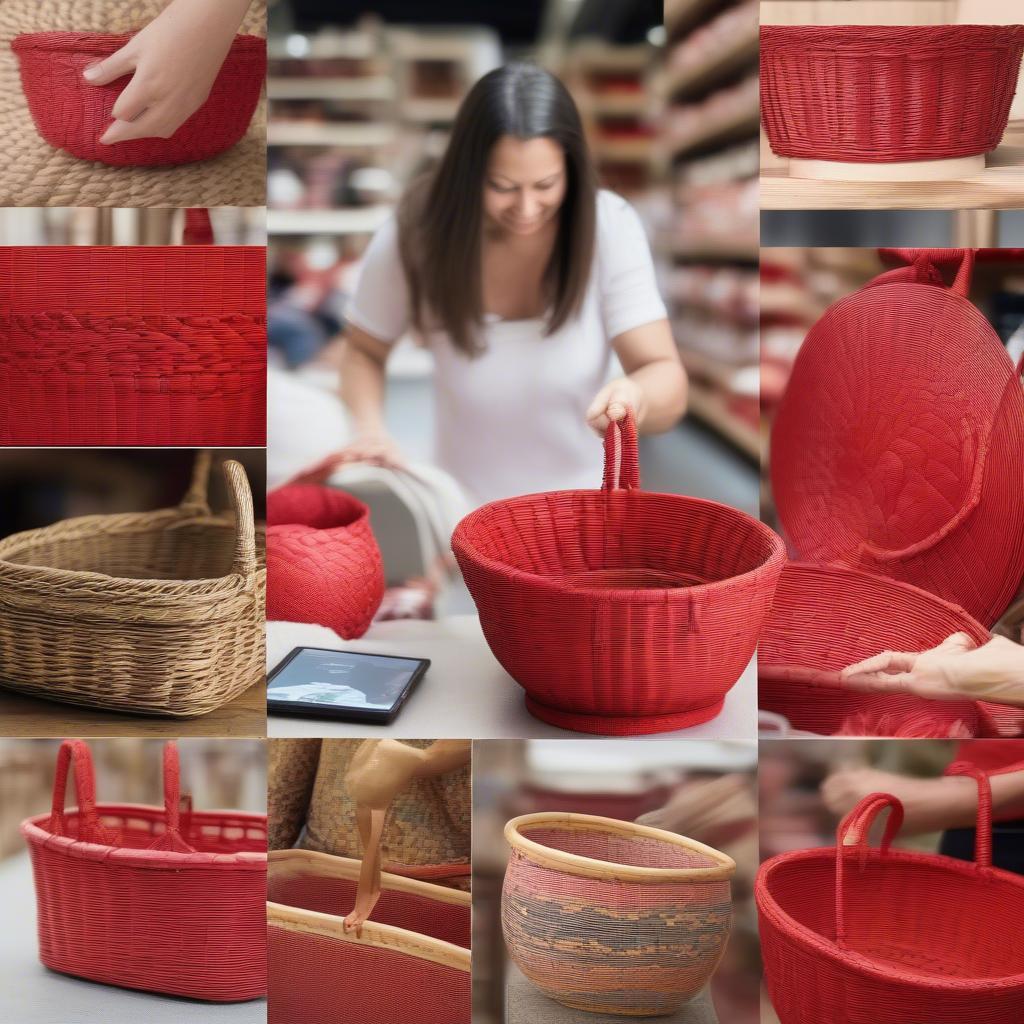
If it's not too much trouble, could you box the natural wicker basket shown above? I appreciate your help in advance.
[0,452,265,717]
[760,25,1024,162]
[503,812,735,1017]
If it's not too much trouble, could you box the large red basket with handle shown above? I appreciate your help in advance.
[757,763,1024,1024]
[12,32,266,167]
[760,25,1024,162]
[20,740,267,1001]
[452,413,786,735]
[267,484,385,638]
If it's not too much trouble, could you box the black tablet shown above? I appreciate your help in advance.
[266,646,430,724]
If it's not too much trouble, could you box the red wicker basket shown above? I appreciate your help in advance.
[21,740,267,1001]
[0,246,266,447]
[757,763,1024,1023]
[267,484,385,638]
[760,25,1024,162]
[12,32,266,167]
[452,413,786,735]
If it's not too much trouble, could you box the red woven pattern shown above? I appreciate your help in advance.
[12,32,266,167]
[0,247,266,446]
[452,415,786,734]
[760,26,1024,162]
[20,741,267,1002]
[267,484,384,638]
[757,765,1024,1023]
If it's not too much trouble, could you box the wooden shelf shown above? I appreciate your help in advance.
[680,347,753,390]
[667,28,758,101]
[402,97,462,123]
[593,137,655,163]
[268,77,394,101]
[671,98,760,160]
[671,238,759,263]
[268,206,391,236]
[566,41,653,72]
[587,92,651,117]
[686,381,762,462]
[267,122,396,148]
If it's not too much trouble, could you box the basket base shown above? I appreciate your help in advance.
[553,996,679,1017]
[788,154,986,182]
[524,697,725,736]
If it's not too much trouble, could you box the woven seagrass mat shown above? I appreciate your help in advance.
[0,0,266,207]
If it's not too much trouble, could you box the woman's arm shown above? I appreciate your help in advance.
[339,325,404,465]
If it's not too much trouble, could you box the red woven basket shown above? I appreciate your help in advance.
[757,763,1024,1023]
[760,25,1024,162]
[12,32,266,167]
[452,413,786,735]
[20,740,267,1002]
[0,246,266,447]
[267,484,385,638]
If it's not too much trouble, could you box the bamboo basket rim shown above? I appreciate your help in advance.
[505,812,736,882]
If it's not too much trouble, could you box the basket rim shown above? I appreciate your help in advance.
[761,23,1024,44]
[757,846,1024,990]
[12,31,266,54]
[453,489,786,603]
[505,811,736,882]
[21,802,267,870]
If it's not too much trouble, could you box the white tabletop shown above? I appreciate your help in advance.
[267,615,756,740]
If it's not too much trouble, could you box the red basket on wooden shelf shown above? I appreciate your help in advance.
[760,25,1024,162]
[0,246,266,447]
[267,484,385,637]
[20,740,267,1001]
[452,413,786,735]
[12,32,266,167]
[757,763,1024,1024]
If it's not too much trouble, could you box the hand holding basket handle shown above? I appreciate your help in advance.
[601,410,640,492]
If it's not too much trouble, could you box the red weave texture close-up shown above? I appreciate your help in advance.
[452,413,786,735]
[0,246,267,446]
[12,32,266,166]
[267,484,385,638]
[20,740,268,1002]
[757,764,1024,1023]
[760,25,1024,162]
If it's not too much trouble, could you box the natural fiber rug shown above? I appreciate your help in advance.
[0,0,266,207]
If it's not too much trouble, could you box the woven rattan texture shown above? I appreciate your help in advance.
[0,0,266,206]
[267,484,385,639]
[760,26,1024,162]
[504,824,732,1016]
[0,247,266,446]
[21,741,267,1002]
[0,455,266,717]
[268,738,321,850]
[453,415,785,735]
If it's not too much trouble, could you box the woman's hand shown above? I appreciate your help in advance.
[586,377,645,434]
[338,431,406,469]
[82,0,252,145]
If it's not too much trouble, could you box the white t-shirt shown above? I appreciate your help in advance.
[347,189,667,507]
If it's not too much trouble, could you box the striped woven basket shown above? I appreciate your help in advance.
[452,413,786,735]
[267,849,471,1024]
[757,763,1024,1023]
[0,452,265,717]
[21,740,267,1001]
[12,31,266,166]
[760,25,1024,162]
[0,246,267,447]
[503,812,735,1017]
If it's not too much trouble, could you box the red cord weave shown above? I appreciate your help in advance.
[452,414,786,734]
[20,740,267,1002]
[12,32,266,167]
[266,484,385,638]
[0,246,266,447]
[757,764,1024,1023]
[760,25,1024,162]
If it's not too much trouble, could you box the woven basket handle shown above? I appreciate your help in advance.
[183,208,214,245]
[224,459,258,588]
[877,248,975,296]
[180,450,215,515]
[944,761,993,869]
[601,411,640,491]
[146,741,198,854]
[49,739,104,843]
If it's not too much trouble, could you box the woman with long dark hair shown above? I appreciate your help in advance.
[339,62,687,505]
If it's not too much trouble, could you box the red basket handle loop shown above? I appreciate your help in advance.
[601,411,640,492]
[878,248,975,297]
[147,741,198,854]
[49,739,103,842]
[945,761,993,869]
[183,208,214,245]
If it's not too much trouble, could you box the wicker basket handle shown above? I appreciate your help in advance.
[945,761,993,869]
[49,739,104,843]
[180,450,215,515]
[223,459,258,587]
[601,411,640,491]
[877,248,975,296]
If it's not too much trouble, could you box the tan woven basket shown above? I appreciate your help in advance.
[0,452,265,717]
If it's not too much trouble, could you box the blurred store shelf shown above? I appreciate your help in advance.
[268,205,391,236]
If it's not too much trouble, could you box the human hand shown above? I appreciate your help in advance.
[586,377,645,434]
[344,740,427,810]
[635,774,755,844]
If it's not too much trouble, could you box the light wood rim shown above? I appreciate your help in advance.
[788,154,986,183]
[504,812,736,882]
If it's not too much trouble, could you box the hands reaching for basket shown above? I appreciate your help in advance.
[81,0,253,145]
[587,378,644,434]
[634,774,755,848]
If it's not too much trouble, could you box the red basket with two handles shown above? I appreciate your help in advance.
[20,740,267,1001]
[452,413,786,734]
[757,763,1024,1023]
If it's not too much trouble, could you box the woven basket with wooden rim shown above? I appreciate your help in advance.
[503,812,735,1017]
[0,452,265,717]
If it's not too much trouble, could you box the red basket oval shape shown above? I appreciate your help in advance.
[12,32,266,167]
[267,484,385,639]
[760,25,1024,162]
[0,246,267,447]
[757,765,1024,1023]
[503,812,735,1017]
[452,416,786,734]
